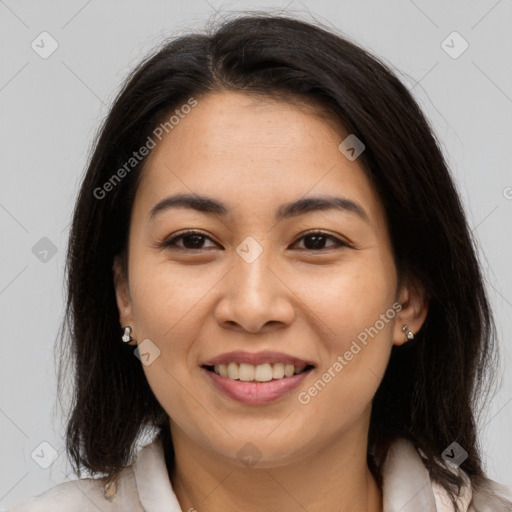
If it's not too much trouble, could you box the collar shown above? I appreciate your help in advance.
[132,437,182,511]
[379,438,472,511]
[131,436,473,512]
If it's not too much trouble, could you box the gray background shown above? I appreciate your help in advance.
[1,0,511,509]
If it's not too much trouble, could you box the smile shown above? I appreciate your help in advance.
[204,362,314,382]
[201,364,315,405]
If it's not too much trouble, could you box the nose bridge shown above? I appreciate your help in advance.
[232,236,276,304]
[235,233,267,263]
[215,236,294,332]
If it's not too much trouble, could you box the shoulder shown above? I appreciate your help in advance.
[6,436,175,512]
[469,476,512,512]
[431,472,512,512]
[7,465,142,512]
[383,438,512,512]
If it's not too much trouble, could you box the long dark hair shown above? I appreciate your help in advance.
[55,12,505,511]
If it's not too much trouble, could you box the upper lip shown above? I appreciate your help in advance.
[201,350,316,368]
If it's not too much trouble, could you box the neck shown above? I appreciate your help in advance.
[167,422,383,512]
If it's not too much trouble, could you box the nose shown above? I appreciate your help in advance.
[213,247,296,334]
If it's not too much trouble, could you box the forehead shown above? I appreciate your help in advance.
[147,91,346,166]
[134,91,385,227]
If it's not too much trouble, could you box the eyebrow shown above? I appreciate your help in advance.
[148,193,369,223]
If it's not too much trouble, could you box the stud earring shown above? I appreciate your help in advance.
[401,324,415,341]
[122,326,135,344]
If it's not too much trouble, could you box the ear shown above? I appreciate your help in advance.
[112,255,135,334]
[393,276,429,346]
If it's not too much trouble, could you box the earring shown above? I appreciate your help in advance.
[122,326,135,344]
[103,479,117,499]
[401,324,415,341]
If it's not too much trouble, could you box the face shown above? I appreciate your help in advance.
[114,91,427,467]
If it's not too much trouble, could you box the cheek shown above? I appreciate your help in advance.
[127,261,212,422]
[129,255,208,331]
[296,253,396,342]
[297,255,396,397]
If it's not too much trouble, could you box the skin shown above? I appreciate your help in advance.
[113,91,428,512]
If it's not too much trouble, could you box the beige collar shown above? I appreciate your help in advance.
[379,438,472,511]
[131,436,473,511]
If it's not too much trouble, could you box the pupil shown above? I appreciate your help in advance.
[306,235,325,249]
[184,234,204,248]
[181,234,328,250]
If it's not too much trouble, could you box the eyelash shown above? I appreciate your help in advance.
[161,230,350,251]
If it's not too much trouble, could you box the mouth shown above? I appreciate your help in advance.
[201,363,315,404]
[202,362,315,382]
[200,350,317,404]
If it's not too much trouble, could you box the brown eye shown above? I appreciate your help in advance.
[291,232,348,250]
[163,231,218,250]
[162,230,349,252]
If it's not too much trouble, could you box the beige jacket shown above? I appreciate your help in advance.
[8,437,512,511]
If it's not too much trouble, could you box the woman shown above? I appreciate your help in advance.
[9,12,512,512]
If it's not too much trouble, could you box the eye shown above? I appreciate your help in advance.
[162,230,218,250]
[161,230,349,251]
[290,231,349,251]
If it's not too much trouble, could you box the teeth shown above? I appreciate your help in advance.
[218,364,228,377]
[211,362,309,381]
[284,363,294,377]
[272,362,284,379]
[239,363,255,381]
[255,363,273,382]
[227,362,239,379]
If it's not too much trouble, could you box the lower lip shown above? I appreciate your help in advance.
[202,367,313,405]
